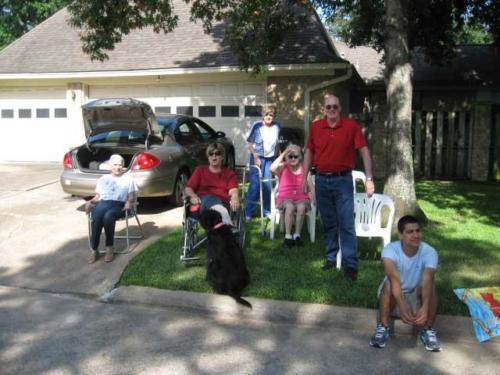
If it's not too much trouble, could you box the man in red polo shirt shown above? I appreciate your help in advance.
[302,94,375,281]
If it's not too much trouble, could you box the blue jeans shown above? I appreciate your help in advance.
[315,173,357,270]
[245,155,275,218]
[90,200,126,250]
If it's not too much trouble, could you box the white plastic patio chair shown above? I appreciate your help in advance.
[352,170,367,192]
[269,176,317,242]
[336,193,395,269]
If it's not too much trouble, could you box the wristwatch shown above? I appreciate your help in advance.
[366,177,373,181]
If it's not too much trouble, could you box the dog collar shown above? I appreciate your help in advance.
[211,222,225,231]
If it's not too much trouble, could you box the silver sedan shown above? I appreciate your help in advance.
[60,98,235,206]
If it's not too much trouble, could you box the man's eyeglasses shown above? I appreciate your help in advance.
[325,104,340,111]
[209,151,222,156]
[287,154,299,160]
[264,112,275,117]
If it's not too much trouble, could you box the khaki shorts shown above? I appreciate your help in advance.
[377,277,422,317]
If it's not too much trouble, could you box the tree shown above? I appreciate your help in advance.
[0,0,68,50]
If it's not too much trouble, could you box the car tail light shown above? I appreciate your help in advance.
[63,152,73,169]
[131,152,160,171]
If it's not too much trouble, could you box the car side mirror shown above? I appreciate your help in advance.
[215,131,226,138]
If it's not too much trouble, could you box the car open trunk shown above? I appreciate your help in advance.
[76,145,141,171]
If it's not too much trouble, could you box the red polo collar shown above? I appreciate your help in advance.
[318,116,345,129]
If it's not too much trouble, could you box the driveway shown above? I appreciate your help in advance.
[0,162,183,296]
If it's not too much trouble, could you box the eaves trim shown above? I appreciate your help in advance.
[0,63,349,80]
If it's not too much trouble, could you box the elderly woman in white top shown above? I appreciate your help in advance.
[85,154,138,264]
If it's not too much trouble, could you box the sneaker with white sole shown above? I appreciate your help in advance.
[369,323,390,348]
[420,327,441,352]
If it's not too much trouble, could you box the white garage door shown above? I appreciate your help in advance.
[89,82,266,165]
[0,87,73,162]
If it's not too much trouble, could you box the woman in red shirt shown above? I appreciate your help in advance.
[184,143,240,224]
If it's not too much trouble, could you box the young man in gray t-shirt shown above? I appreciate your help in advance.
[369,215,441,352]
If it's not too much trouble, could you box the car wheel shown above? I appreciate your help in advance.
[169,170,189,206]
[225,150,235,170]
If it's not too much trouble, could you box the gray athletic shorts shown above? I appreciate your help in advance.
[377,276,422,317]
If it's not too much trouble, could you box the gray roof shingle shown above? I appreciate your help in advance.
[334,40,500,87]
[0,1,343,74]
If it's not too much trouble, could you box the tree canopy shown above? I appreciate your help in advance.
[63,0,499,72]
[2,1,497,68]
[0,0,68,50]
[324,0,498,63]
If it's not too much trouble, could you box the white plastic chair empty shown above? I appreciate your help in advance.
[353,193,395,246]
[335,193,395,268]
[352,170,367,192]
[269,178,316,242]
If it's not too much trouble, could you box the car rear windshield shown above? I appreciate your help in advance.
[157,117,177,134]
[89,130,148,144]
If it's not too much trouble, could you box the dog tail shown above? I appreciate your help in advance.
[232,295,252,309]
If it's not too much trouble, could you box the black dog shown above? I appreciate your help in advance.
[199,209,251,308]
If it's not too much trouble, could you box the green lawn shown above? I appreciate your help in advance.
[120,181,500,316]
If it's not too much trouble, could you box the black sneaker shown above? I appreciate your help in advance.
[321,260,335,271]
[343,267,358,281]
[294,236,304,247]
[284,238,295,249]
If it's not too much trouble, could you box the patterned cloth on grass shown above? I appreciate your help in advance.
[454,287,500,342]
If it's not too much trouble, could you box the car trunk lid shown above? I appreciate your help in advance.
[82,98,162,140]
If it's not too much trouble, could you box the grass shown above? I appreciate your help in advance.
[120,180,500,316]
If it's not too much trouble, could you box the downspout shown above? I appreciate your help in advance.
[303,66,353,135]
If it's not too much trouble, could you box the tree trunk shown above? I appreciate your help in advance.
[383,0,426,225]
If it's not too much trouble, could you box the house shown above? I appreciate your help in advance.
[334,40,500,181]
[0,1,355,165]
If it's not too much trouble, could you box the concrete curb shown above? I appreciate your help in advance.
[105,285,484,344]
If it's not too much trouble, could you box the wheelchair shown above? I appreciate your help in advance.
[180,169,247,262]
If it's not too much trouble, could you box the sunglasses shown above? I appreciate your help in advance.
[287,154,299,160]
[209,151,222,156]
[264,112,275,117]
[325,104,340,111]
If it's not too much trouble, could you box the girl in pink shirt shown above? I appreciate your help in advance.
[270,144,314,248]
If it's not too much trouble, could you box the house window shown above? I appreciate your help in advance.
[198,106,216,117]
[1,109,14,118]
[176,106,193,116]
[36,108,50,118]
[221,106,239,117]
[155,106,171,114]
[244,105,262,117]
[54,108,67,118]
[19,109,32,118]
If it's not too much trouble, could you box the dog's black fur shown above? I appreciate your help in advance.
[199,209,251,308]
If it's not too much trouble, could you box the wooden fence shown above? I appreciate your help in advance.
[412,110,472,179]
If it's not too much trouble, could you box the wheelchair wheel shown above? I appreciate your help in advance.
[238,213,246,249]
[231,207,246,249]
[180,217,199,261]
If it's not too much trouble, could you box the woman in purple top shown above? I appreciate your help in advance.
[270,144,314,248]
